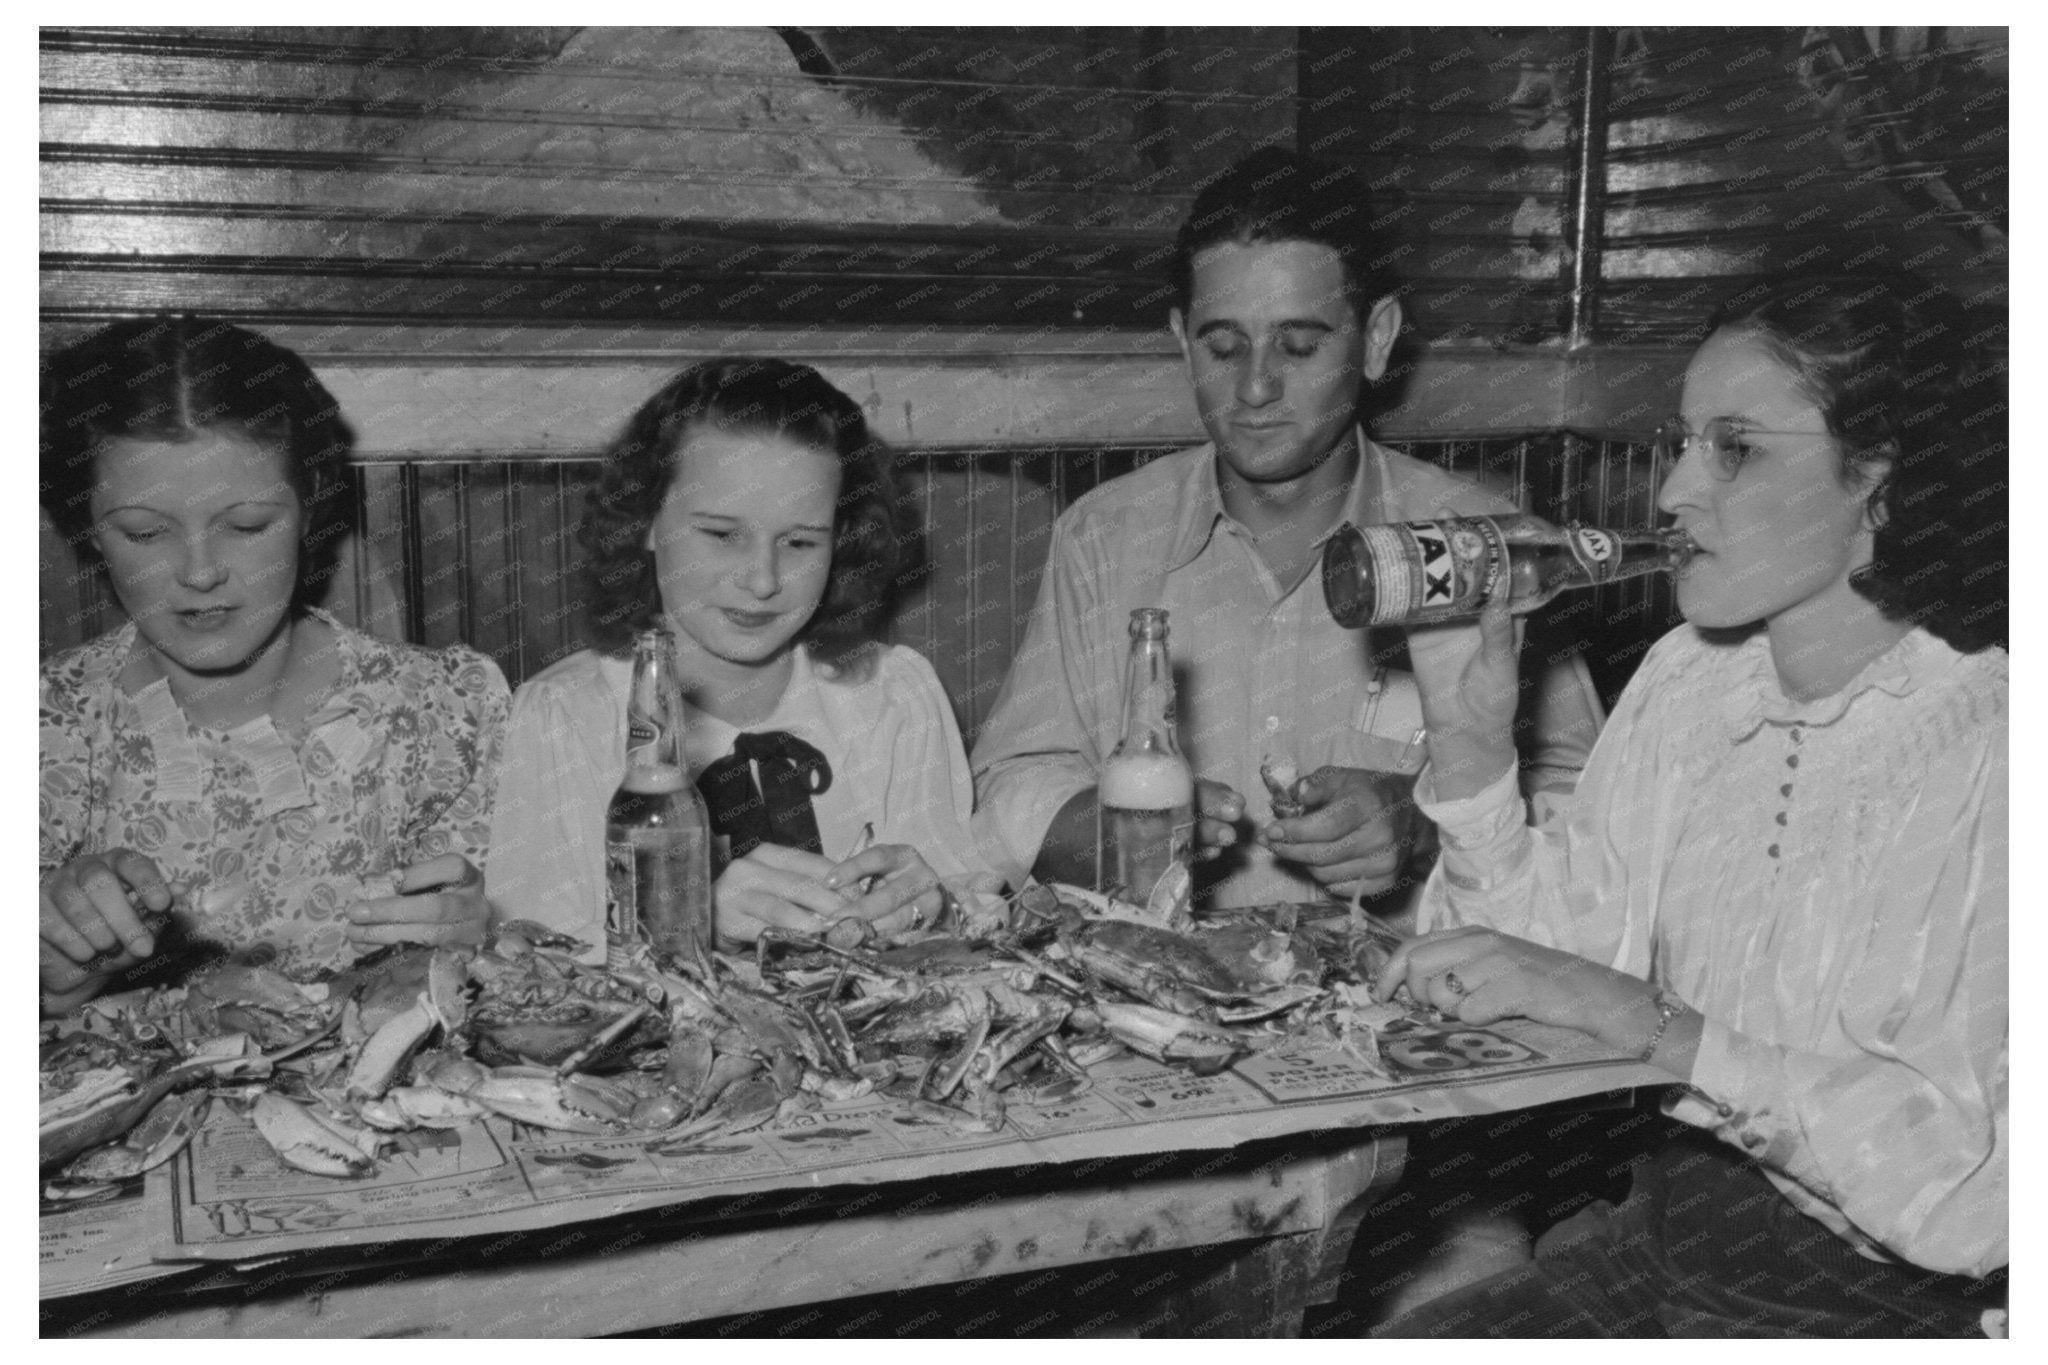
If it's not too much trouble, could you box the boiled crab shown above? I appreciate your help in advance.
[40,1028,199,1174]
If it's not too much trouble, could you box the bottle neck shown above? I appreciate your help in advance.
[1116,635,1181,756]
[1581,526,1696,583]
[626,641,685,774]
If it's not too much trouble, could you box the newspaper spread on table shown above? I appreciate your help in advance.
[43,1012,1666,1298]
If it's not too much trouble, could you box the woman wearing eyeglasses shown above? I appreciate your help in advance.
[1369,272,2007,1337]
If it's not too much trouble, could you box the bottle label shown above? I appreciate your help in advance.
[625,718,660,770]
[1358,518,1507,625]
[1100,803,1194,928]
[604,837,638,944]
[606,827,713,957]
[1565,525,1619,584]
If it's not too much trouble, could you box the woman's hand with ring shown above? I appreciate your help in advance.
[823,842,944,939]
[712,844,848,946]
[1373,924,1659,1048]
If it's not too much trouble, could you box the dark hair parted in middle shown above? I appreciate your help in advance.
[578,357,910,674]
[40,314,357,606]
[1169,147,1403,322]
[1710,271,2007,654]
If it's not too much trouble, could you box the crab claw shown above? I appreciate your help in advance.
[345,997,440,1101]
[250,1094,381,1177]
[467,1073,621,1135]
[1095,1002,1249,1074]
[355,1086,488,1132]
[667,1074,781,1142]
[1260,756,1307,819]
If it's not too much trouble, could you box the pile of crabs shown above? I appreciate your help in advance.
[41,887,1404,1192]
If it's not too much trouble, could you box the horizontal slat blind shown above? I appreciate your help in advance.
[41,26,1297,333]
[1300,25,2006,347]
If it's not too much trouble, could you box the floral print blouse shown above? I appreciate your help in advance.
[40,610,510,977]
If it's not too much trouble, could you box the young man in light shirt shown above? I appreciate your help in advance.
[972,148,1603,918]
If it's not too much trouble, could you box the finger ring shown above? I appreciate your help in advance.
[1442,970,1467,997]
[909,905,926,930]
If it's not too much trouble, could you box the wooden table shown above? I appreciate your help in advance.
[41,1128,1405,1338]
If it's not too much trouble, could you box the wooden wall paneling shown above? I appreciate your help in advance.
[958,449,1018,743]
[38,438,1669,705]
[457,464,517,673]
[505,461,598,681]
[914,458,979,739]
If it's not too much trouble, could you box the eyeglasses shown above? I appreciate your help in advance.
[1653,417,1829,482]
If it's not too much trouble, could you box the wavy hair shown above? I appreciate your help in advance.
[1169,147,1403,323]
[40,315,356,607]
[1711,272,2006,654]
[578,357,909,675]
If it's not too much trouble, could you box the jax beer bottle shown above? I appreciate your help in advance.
[1098,608,1195,925]
[1322,513,1695,629]
[605,628,714,967]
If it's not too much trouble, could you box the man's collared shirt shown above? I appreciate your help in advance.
[971,434,1604,909]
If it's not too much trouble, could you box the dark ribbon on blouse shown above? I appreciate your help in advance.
[696,730,833,862]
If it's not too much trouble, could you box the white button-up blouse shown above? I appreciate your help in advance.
[1417,624,2007,1279]
[487,643,998,958]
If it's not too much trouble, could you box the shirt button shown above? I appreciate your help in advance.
[1264,716,1280,733]
[1786,755,1799,769]
[1774,812,1788,826]
[1780,784,1793,797]
[1742,1131,1766,1150]
[1767,844,1780,858]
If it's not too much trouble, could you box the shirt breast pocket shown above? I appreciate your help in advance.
[1333,670,1428,776]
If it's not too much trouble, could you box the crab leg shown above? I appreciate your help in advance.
[922,1010,991,1102]
[552,1002,653,1077]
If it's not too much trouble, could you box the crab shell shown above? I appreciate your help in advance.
[1194,922,1326,990]
[461,944,663,1069]
[43,1070,182,1171]
[39,1032,202,1172]
[1060,918,1239,1008]
[467,1000,663,1069]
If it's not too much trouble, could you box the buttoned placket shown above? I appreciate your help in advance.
[1767,724,1803,862]
[1225,522,1302,780]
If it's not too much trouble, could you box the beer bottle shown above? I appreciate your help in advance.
[605,628,714,968]
[1098,608,1195,926]
[1322,513,1696,629]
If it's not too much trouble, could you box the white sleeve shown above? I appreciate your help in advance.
[866,648,1006,887]
[485,671,620,961]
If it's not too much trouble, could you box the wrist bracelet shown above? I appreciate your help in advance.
[1638,989,1686,1063]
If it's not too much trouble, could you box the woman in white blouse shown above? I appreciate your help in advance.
[1373,273,2006,1336]
[488,359,1000,953]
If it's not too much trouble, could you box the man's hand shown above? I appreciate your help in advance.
[1260,766,1418,900]
[40,849,172,1007]
[346,854,491,950]
[1194,778,1246,859]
